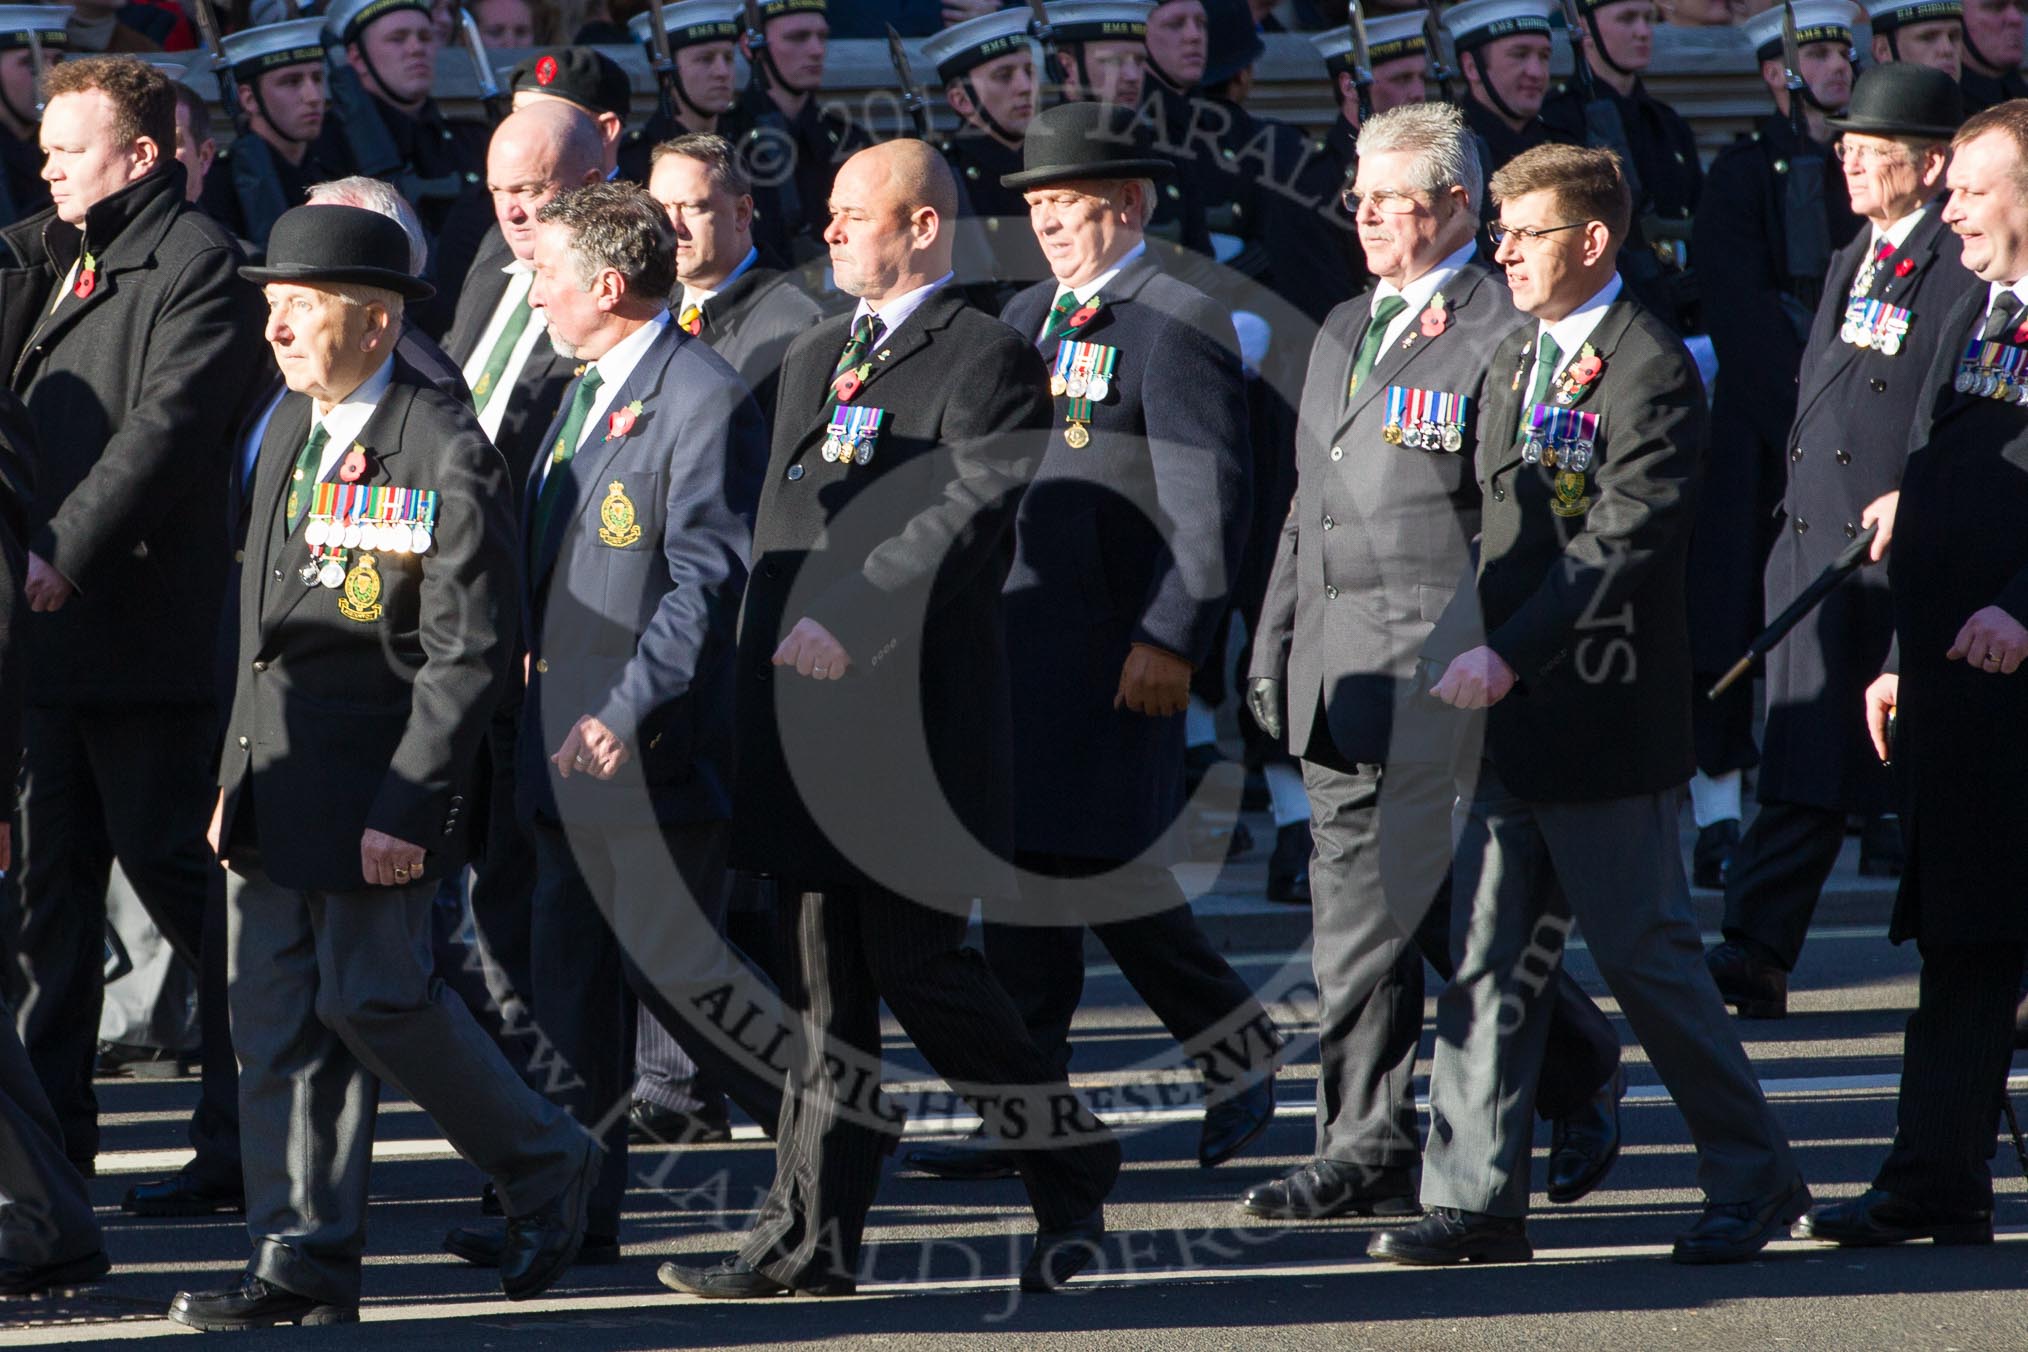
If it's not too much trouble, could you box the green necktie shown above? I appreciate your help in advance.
[531,367,605,546]
[834,312,878,380]
[1038,290,1083,344]
[1348,294,1408,398]
[471,291,534,412]
[284,423,330,538]
[1522,332,1563,437]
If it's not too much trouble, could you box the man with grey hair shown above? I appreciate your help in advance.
[436,180,785,1270]
[1238,100,1624,1223]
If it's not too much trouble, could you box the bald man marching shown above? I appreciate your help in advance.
[657,138,1121,1302]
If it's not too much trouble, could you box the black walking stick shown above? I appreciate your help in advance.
[1708,524,1879,700]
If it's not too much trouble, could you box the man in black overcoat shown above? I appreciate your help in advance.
[0,55,264,1200]
[657,138,1121,1302]
[1708,66,1981,1018]
[1797,103,2028,1251]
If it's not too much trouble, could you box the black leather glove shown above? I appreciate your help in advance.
[1246,676,1284,743]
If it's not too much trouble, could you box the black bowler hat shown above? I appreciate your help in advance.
[1827,62,1963,141]
[240,205,435,301]
[1001,101,1174,191]
[511,47,632,120]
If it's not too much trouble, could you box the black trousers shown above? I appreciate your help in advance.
[1720,799,1849,971]
[527,817,786,1238]
[1302,757,1622,1168]
[742,880,1120,1290]
[469,712,536,1012]
[1874,940,2027,1211]
[983,854,1278,1090]
[1693,676,1759,779]
[7,702,237,1182]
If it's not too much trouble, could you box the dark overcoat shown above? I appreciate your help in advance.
[0,165,266,706]
[1759,202,1981,815]
[999,254,1251,863]
[217,358,516,893]
[730,284,1044,901]
[518,320,767,827]
[1886,285,2028,945]
[1463,293,1706,803]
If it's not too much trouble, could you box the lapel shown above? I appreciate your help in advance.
[528,320,681,590]
[701,264,770,337]
[258,378,414,638]
[1489,297,1637,478]
[787,285,969,459]
[1334,263,1498,443]
[16,175,180,385]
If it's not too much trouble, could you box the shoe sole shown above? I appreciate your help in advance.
[447,1235,625,1269]
[0,1251,111,1296]
[125,1197,246,1218]
[1672,1189,1813,1264]
[1369,1235,1534,1266]
[167,1305,359,1330]
[906,1160,1019,1182]
[1240,1195,1421,1221]
[1801,1222,1993,1248]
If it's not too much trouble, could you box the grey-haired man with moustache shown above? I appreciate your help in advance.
[1242,102,1622,1224]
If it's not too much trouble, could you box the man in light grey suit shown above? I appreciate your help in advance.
[1241,103,1623,1223]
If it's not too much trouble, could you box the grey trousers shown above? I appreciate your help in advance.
[1421,762,1798,1218]
[0,991,99,1267]
[227,866,587,1305]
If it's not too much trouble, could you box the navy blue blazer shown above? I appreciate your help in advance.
[516,318,767,827]
[999,253,1252,862]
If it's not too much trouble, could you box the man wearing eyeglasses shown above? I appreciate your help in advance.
[1687,1,1861,892]
[1373,143,1809,1267]
[1239,103,1622,1225]
[1708,64,1978,1021]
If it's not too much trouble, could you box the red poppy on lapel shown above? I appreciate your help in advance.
[1567,352,1603,387]
[1068,303,1100,329]
[1894,257,1915,278]
[73,251,97,300]
[606,399,644,440]
[1419,293,1448,338]
[337,445,371,483]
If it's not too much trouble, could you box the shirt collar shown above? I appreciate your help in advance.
[852,272,955,342]
[1537,273,1624,369]
[587,309,670,392]
[313,355,397,450]
[1374,239,1477,319]
[1053,240,1149,308]
[683,246,759,312]
[1872,204,1927,253]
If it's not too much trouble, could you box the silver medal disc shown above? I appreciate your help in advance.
[857,440,875,466]
[305,519,329,547]
[1958,370,1976,393]
[1065,376,1089,399]
[342,522,363,549]
[1087,374,1110,401]
[823,438,841,462]
[319,559,346,588]
[299,563,320,586]
[1442,424,1463,453]
[410,525,433,554]
[1881,335,1902,356]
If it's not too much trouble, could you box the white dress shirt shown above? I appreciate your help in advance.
[1371,239,1477,352]
[539,310,671,490]
[460,262,552,441]
[1036,240,1149,339]
[1528,272,1624,391]
[311,356,396,479]
[851,271,956,345]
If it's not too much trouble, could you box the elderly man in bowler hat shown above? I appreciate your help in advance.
[167,204,596,1331]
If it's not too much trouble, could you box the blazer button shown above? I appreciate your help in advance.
[272,568,283,579]
[1790,446,1802,463]
[764,563,780,578]
[1326,585,1339,599]
[237,735,249,748]
[451,795,464,806]
[252,660,266,672]
[1492,486,1505,501]
[1835,449,1852,465]
[1321,515,1334,530]
[1329,445,1343,461]
[234,549,245,563]
[755,662,770,681]
[1870,378,1886,392]
[535,658,549,673]
[1844,521,1858,538]
[1795,518,1809,533]
[787,465,805,481]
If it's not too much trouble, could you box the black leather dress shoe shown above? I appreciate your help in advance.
[481,1181,503,1216]
[168,1275,357,1330]
[1266,821,1312,905]
[1672,1176,1811,1264]
[1200,1074,1276,1168]
[1021,1208,1106,1292]
[0,1250,109,1295]
[1370,1208,1532,1265]
[628,1098,733,1145]
[498,1149,599,1301]
[445,1225,621,1268]
[904,1129,1019,1181]
[1547,1063,1626,1204]
[1706,940,1789,1019]
[123,1169,245,1218]
[1239,1160,1418,1220]
[1795,1189,1993,1247]
[656,1255,856,1298]
[1692,819,1740,890]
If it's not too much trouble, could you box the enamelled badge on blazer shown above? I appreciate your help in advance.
[1839,297,1912,354]
[1381,385,1469,452]
[824,405,885,465]
[1522,404,1601,518]
[1052,339,1117,448]
[300,481,440,622]
[1954,334,2028,404]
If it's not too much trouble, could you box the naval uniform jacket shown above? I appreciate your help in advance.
[1256,260,1515,768]
[1689,114,1861,675]
[1450,294,1706,803]
[517,321,767,828]
[0,164,266,706]
[1885,285,2028,945]
[1760,202,1980,816]
[944,128,1051,309]
[999,254,1252,863]
[731,283,1046,900]
[217,356,517,893]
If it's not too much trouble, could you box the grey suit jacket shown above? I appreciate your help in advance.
[694,261,823,424]
[1254,259,1514,765]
